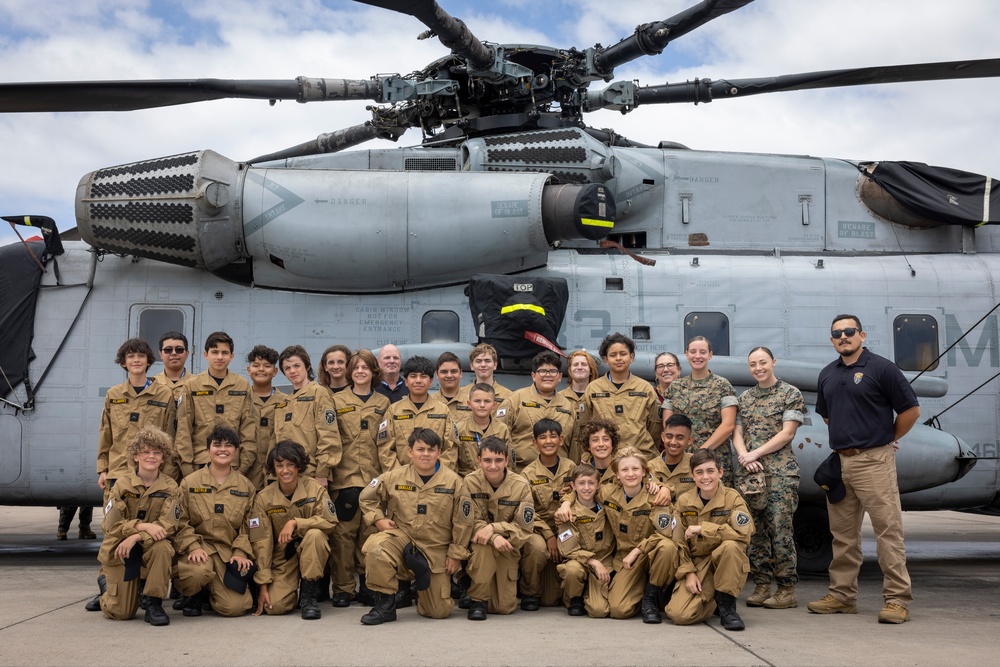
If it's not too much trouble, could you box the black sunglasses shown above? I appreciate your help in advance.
[830,328,859,339]
[161,346,186,354]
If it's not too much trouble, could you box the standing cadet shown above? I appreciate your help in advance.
[558,349,598,463]
[662,336,738,487]
[463,437,545,619]
[245,345,287,490]
[250,440,338,620]
[497,351,576,471]
[809,315,919,624]
[374,344,408,403]
[152,331,190,480]
[455,343,511,405]
[358,428,471,625]
[733,347,805,609]
[376,356,457,471]
[583,333,661,460]
[94,427,180,626]
[556,465,615,617]
[328,348,390,607]
[666,449,754,631]
[434,351,469,420]
[175,332,258,478]
[173,426,257,618]
[273,345,342,488]
[450,383,511,477]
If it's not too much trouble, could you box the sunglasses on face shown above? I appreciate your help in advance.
[830,328,859,339]
[161,346,186,354]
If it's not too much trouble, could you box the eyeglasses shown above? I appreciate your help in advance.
[655,363,678,371]
[161,346,186,354]
[534,368,560,376]
[831,328,860,338]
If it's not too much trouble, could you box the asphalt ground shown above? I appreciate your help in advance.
[0,506,997,667]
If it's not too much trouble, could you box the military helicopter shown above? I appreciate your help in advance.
[1,0,999,570]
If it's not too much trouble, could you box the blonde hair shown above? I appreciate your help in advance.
[612,445,649,476]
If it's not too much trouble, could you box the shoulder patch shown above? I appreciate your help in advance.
[327,499,337,516]
[657,513,671,530]
[735,511,751,527]
[558,528,573,542]
[495,407,507,418]
[368,478,379,488]
[248,517,260,528]
[324,409,336,425]
[522,506,535,524]
[462,499,471,519]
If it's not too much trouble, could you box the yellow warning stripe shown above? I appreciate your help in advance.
[501,304,546,316]
[581,217,614,228]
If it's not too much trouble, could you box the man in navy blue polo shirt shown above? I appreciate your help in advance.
[808,314,920,624]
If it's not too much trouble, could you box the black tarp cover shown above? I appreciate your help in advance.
[866,161,1000,227]
[0,241,45,398]
[466,274,569,359]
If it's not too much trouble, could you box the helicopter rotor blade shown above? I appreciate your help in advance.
[631,58,1000,107]
[0,77,382,112]
[355,0,494,71]
[593,0,754,76]
[249,121,409,164]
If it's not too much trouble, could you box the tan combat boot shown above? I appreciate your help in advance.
[762,585,797,609]
[877,602,909,624]
[807,593,857,614]
[745,583,771,607]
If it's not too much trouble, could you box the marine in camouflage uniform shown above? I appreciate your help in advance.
[735,379,805,598]
[663,372,738,486]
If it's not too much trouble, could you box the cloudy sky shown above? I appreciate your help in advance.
[1,0,998,246]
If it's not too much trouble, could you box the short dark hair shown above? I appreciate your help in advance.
[690,448,719,470]
[599,332,635,357]
[408,427,441,450]
[266,440,310,475]
[748,346,774,360]
[663,413,693,431]
[531,351,562,372]
[279,344,316,381]
[580,417,620,451]
[318,344,352,387]
[436,351,462,370]
[402,355,434,378]
[469,382,496,399]
[479,435,508,458]
[204,331,234,353]
[158,331,188,350]
[246,344,279,365]
[207,425,240,449]
[115,338,155,369]
[532,418,563,438]
[569,464,601,484]
[831,314,863,331]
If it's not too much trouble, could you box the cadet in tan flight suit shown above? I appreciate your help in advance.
[250,440,338,620]
[245,345,287,490]
[377,356,457,472]
[173,426,257,618]
[359,428,471,625]
[455,343,512,406]
[273,345,342,487]
[666,449,754,631]
[463,437,545,619]
[434,351,471,421]
[647,414,697,502]
[556,465,615,617]
[328,349,390,607]
[583,333,660,460]
[559,350,599,463]
[497,351,575,471]
[175,332,258,477]
[151,330,191,480]
[95,427,180,626]
[450,383,511,477]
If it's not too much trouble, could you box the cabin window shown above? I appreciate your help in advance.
[894,314,939,371]
[139,308,186,361]
[683,312,730,356]
[421,310,460,343]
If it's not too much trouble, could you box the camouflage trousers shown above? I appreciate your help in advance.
[747,473,799,586]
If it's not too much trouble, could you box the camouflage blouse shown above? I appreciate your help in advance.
[663,371,738,449]
[736,379,806,477]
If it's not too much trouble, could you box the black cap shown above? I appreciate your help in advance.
[223,560,258,594]
[814,452,846,504]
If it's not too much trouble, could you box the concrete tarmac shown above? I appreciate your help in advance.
[0,506,997,667]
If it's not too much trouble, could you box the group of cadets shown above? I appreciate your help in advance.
[90,329,786,633]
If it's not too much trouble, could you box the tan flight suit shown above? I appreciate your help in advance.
[463,469,544,614]
[496,385,575,472]
[175,371,258,477]
[455,381,512,407]
[248,476,338,615]
[666,485,753,625]
[173,467,257,617]
[558,386,590,463]
[521,456,576,606]
[647,452,696,503]
[246,389,287,490]
[328,389,389,597]
[151,370,188,481]
[556,498,615,617]
[272,380,342,480]
[603,485,679,619]
[376,395,457,471]
[434,390,472,421]
[360,464,471,619]
[98,378,177,495]
[583,374,661,461]
[450,415,511,478]
[98,470,180,620]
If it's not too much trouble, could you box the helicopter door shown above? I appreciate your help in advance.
[466,274,569,360]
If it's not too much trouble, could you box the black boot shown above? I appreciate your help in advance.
[315,573,331,603]
[714,591,745,631]
[84,574,106,612]
[568,596,586,616]
[331,591,353,608]
[641,582,663,624]
[144,597,170,626]
[299,580,322,620]
[137,579,149,611]
[356,579,376,607]
[182,589,205,617]
[519,595,540,611]
[403,543,431,591]
[394,581,414,608]
[467,600,487,621]
[360,591,397,625]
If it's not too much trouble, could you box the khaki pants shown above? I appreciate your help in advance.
[363,531,453,619]
[100,539,174,620]
[557,560,610,618]
[328,488,373,595]
[467,542,520,614]
[608,539,679,619]
[666,540,749,625]
[827,445,912,606]
[175,552,252,617]
[263,528,331,615]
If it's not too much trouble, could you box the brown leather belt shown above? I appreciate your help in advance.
[838,443,888,457]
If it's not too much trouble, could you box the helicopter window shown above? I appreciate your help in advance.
[139,308,185,361]
[683,312,730,356]
[894,315,939,371]
[605,278,624,291]
[632,326,651,341]
[421,310,460,344]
